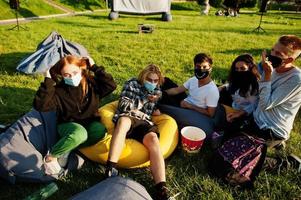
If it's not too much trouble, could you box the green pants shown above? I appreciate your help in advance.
[51,121,106,157]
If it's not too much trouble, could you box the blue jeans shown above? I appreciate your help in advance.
[158,104,225,136]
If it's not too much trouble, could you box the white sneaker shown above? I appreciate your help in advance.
[43,156,62,175]
[57,152,70,168]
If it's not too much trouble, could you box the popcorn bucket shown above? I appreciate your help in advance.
[181,126,206,153]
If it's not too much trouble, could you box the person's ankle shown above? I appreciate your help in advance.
[105,160,119,178]
[155,182,169,200]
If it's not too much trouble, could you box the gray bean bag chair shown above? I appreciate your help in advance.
[70,176,152,200]
[16,31,89,74]
[0,109,84,184]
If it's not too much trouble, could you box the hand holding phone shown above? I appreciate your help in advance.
[148,94,160,102]
[261,50,273,81]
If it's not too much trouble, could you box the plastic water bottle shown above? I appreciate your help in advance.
[23,182,58,200]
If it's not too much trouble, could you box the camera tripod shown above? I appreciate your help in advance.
[252,11,266,33]
[9,10,27,31]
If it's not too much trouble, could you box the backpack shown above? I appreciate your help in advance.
[209,134,267,188]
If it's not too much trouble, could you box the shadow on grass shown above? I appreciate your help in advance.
[3,1,38,18]
[115,30,138,34]
[144,16,165,21]
[56,19,140,33]
[0,52,31,74]
[18,7,38,18]
[102,12,167,21]
[157,24,301,36]
[171,2,200,11]
[0,86,35,124]
[0,179,48,199]
[255,12,301,21]
[282,16,301,20]
[267,11,301,15]
[78,14,110,20]
[0,161,107,199]
[53,161,107,199]
[56,19,128,29]
[56,20,104,29]
[56,0,104,10]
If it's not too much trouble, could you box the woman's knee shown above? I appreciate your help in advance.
[143,132,160,148]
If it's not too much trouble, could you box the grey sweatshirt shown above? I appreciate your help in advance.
[253,66,301,140]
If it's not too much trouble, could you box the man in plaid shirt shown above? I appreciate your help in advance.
[106,64,173,200]
[113,77,162,125]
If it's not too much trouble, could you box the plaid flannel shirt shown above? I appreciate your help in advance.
[113,78,162,124]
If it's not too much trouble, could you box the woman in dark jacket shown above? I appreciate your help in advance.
[34,55,116,175]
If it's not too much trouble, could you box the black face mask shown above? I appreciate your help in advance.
[194,68,210,80]
[231,71,258,96]
[233,70,252,82]
[266,54,283,68]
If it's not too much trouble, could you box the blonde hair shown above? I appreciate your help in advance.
[138,64,164,86]
[278,35,301,59]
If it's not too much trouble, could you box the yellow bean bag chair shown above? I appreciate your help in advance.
[80,101,178,168]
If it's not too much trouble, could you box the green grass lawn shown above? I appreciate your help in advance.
[0,0,63,20]
[52,0,107,11]
[0,6,301,200]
